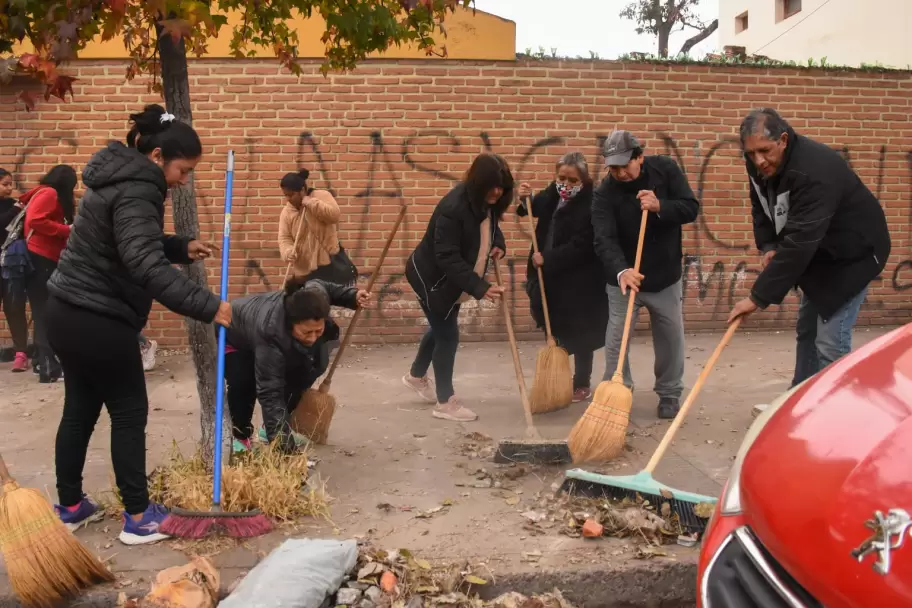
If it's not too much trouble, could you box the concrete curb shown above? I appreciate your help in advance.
[0,561,697,608]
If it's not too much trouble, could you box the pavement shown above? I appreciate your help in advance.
[0,327,891,607]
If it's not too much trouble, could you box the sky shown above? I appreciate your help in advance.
[472,0,720,59]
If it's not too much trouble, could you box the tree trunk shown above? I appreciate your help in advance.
[657,24,671,58]
[679,19,719,56]
[157,27,220,467]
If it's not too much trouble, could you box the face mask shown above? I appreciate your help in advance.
[556,182,582,201]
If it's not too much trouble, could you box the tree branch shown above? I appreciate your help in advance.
[679,18,718,55]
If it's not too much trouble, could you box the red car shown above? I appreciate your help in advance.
[697,322,912,607]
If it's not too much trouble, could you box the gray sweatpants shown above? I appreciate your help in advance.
[603,279,685,400]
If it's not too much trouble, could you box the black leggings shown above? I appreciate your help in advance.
[47,295,150,515]
[26,252,61,377]
[0,276,29,353]
[410,301,460,403]
[573,349,594,390]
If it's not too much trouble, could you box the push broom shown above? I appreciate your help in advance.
[520,193,573,414]
[161,151,273,539]
[291,203,408,444]
[567,209,649,464]
[492,259,573,465]
[0,453,114,608]
[563,317,743,533]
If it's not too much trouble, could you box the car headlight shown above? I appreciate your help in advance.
[719,379,809,515]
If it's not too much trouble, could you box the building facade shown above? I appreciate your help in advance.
[719,0,912,68]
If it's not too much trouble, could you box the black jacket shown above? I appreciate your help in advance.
[48,142,220,329]
[747,127,891,319]
[0,197,19,244]
[591,155,700,293]
[518,182,608,354]
[406,183,506,318]
[226,280,358,450]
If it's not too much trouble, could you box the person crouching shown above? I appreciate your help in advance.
[224,277,370,453]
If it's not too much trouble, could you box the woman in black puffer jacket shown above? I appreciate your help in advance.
[45,104,231,546]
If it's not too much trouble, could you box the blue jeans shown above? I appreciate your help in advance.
[791,287,867,387]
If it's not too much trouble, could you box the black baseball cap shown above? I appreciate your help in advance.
[603,130,642,166]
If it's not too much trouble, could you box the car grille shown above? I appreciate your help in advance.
[701,526,822,608]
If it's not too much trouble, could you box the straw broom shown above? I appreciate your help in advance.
[291,204,408,444]
[520,193,573,414]
[0,453,114,608]
[567,209,649,464]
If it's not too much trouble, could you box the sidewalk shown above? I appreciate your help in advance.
[0,328,890,607]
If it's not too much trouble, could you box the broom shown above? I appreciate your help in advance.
[567,209,649,464]
[0,453,114,608]
[492,259,573,465]
[563,317,743,534]
[161,151,273,539]
[291,203,408,444]
[520,193,573,414]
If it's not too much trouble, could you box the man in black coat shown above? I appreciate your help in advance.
[592,130,700,419]
[728,108,891,387]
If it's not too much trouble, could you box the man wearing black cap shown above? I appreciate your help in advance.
[591,130,700,419]
[728,108,890,387]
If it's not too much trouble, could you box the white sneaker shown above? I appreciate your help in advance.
[141,339,158,371]
[402,374,437,404]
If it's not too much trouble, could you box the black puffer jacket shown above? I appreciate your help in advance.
[226,280,358,450]
[48,142,220,329]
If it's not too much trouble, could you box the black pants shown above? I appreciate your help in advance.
[410,301,460,403]
[573,350,594,390]
[224,348,322,440]
[26,252,61,378]
[47,295,151,515]
[0,276,29,353]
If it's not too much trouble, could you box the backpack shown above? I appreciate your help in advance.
[0,206,34,282]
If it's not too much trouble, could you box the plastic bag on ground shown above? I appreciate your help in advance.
[220,538,358,608]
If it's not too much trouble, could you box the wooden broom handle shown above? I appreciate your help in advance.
[0,453,12,484]
[645,317,742,473]
[319,205,408,390]
[494,259,537,433]
[282,204,311,289]
[520,194,554,344]
[613,209,650,379]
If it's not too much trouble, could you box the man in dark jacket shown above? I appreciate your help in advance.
[728,108,890,386]
[224,277,369,453]
[592,130,700,418]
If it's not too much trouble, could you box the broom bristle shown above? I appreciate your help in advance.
[161,509,274,539]
[567,379,632,464]
[0,482,114,608]
[159,513,216,539]
[530,344,574,414]
[290,389,337,445]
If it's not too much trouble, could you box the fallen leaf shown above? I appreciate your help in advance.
[694,502,716,519]
[464,575,487,585]
[659,488,674,499]
[442,498,454,506]
[505,496,520,506]
[414,558,432,570]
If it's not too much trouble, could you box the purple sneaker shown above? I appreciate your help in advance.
[119,503,170,546]
[54,495,104,531]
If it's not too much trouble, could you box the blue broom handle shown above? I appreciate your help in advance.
[212,150,234,507]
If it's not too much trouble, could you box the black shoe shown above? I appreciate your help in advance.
[657,397,680,419]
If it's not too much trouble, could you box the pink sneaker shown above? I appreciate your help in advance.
[11,352,28,373]
[402,374,437,404]
[433,397,477,422]
[572,387,592,403]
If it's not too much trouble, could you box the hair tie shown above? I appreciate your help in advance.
[159,112,176,124]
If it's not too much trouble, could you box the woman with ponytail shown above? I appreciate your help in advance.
[277,169,343,280]
[45,104,231,546]
[222,277,370,454]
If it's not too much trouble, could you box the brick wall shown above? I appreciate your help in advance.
[2,58,911,348]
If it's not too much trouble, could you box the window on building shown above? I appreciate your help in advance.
[777,0,802,22]
[735,11,749,33]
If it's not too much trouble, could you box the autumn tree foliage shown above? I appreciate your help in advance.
[0,0,470,463]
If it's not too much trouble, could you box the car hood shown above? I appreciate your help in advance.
[741,325,912,607]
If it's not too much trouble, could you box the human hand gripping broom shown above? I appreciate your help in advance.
[520,193,573,414]
[0,453,114,608]
[290,203,409,444]
[567,209,649,464]
[563,317,743,534]
[161,151,273,540]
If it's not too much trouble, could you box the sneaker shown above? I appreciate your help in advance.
[141,339,158,372]
[257,426,308,448]
[54,495,104,531]
[402,374,437,404]
[433,397,478,422]
[11,352,28,373]
[232,437,252,454]
[572,387,592,403]
[119,503,170,546]
[658,397,680,420]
